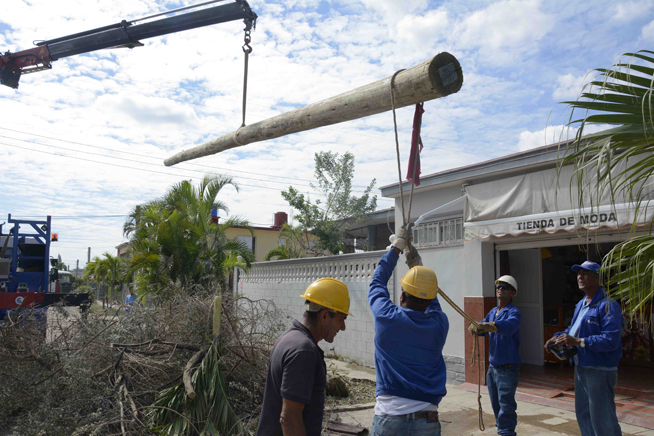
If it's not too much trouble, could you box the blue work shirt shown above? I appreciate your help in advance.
[368,249,449,406]
[554,287,622,369]
[481,303,522,367]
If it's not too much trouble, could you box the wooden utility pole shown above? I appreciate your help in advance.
[164,52,463,166]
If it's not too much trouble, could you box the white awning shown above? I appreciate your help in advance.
[465,202,654,240]
[464,160,654,240]
[415,196,466,226]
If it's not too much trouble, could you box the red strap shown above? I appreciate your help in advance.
[406,103,424,186]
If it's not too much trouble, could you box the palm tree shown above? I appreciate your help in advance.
[84,256,107,302]
[124,175,255,299]
[84,254,125,306]
[264,223,306,260]
[557,49,654,317]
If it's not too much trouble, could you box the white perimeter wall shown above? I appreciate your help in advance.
[236,251,394,366]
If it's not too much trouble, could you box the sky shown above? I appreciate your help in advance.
[1,0,652,269]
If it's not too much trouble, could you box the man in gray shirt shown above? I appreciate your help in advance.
[257,277,351,436]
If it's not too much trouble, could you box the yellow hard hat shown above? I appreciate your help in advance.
[400,266,438,300]
[300,277,353,316]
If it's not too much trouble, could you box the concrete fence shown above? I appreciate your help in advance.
[235,249,465,384]
[235,250,392,366]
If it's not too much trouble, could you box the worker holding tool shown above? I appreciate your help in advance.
[544,261,622,436]
[256,278,351,436]
[369,224,449,435]
[469,275,522,436]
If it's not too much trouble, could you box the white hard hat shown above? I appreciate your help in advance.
[495,275,518,295]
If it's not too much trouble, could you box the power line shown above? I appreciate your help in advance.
[0,131,385,196]
[0,126,358,186]
[1,141,392,201]
[0,134,319,189]
[0,141,325,195]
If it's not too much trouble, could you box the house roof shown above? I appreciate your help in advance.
[345,207,395,231]
[380,141,570,198]
[115,242,131,250]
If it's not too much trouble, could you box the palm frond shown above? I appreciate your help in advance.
[151,344,243,435]
[558,49,654,316]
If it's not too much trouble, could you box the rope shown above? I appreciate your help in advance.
[475,334,485,431]
[389,73,485,431]
[440,287,484,430]
[390,69,406,227]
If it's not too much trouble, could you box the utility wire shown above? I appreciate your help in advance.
[0,128,387,195]
[1,139,392,200]
[0,126,322,185]
[0,134,319,189]
[0,142,326,195]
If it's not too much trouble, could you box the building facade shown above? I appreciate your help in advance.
[236,143,654,385]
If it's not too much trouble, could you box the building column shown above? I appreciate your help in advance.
[462,237,497,384]
[464,296,497,384]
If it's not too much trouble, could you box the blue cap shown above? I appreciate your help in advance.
[572,261,601,275]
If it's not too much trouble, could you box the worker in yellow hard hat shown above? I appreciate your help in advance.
[369,224,449,435]
[256,277,350,436]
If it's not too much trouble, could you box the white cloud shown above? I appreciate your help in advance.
[517,124,614,152]
[611,1,653,22]
[552,73,589,100]
[642,20,654,41]
[456,0,555,63]
[359,0,428,19]
[396,8,449,42]
[517,125,578,152]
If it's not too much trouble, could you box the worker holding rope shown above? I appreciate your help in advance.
[368,225,448,435]
[468,275,522,436]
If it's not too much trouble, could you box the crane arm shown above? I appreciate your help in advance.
[0,0,256,89]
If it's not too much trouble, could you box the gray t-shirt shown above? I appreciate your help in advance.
[256,319,326,436]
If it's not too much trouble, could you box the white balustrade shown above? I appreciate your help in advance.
[235,250,392,367]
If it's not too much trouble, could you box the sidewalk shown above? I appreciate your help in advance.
[326,359,654,436]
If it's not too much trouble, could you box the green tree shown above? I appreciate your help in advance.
[282,151,377,255]
[83,253,126,305]
[264,223,306,260]
[124,175,255,299]
[557,49,654,317]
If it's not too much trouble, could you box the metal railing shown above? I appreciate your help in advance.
[413,218,464,248]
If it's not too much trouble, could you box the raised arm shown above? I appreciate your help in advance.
[368,249,400,317]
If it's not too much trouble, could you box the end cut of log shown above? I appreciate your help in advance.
[164,52,463,166]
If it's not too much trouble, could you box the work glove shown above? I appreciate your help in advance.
[405,245,423,268]
[390,224,411,251]
[468,322,497,335]
[478,322,497,334]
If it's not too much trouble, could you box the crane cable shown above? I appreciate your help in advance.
[241,26,252,128]
[389,72,485,431]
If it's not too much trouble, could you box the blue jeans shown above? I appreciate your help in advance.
[487,364,519,436]
[575,366,622,436]
[372,414,441,435]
